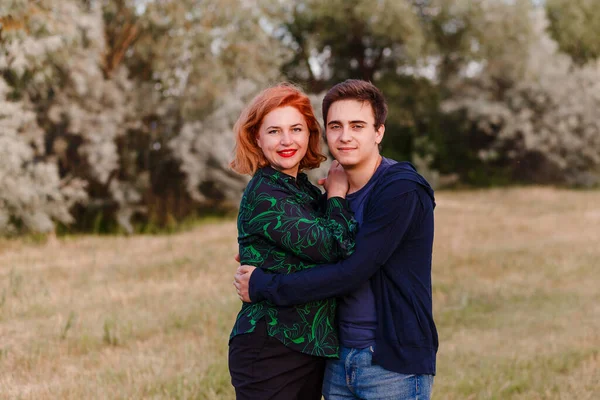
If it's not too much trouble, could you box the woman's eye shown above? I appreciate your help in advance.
[293,127,302,132]
[268,130,278,135]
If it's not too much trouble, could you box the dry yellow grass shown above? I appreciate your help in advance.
[0,187,598,399]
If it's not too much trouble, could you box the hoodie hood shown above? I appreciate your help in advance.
[382,160,436,208]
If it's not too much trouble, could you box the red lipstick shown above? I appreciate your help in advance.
[278,150,297,158]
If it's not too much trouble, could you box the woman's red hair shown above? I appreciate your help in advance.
[230,83,326,175]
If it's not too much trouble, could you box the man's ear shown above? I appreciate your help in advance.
[375,124,385,144]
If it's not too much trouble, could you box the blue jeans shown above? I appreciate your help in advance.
[322,346,434,400]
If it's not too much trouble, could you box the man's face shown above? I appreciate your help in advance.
[325,99,384,170]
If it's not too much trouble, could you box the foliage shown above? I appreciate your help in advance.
[0,0,286,234]
[442,10,600,187]
[546,0,600,65]
[278,0,425,92]
[275,0,537,186]
[0,76,87,233]
[2,0,600,235]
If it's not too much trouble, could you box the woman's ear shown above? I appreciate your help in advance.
[255,131,263,150]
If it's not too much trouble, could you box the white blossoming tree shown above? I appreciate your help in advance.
[0,78,87,233]
[0,0,287,234]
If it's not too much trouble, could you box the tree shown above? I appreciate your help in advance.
[0,1,91,234]
[0,78,87,234]
[276,0,536,184]
[123,0,289,224]
[442,9,600,187]
[546,0,600,65]
[278,0,425,92]
[0,0,288,234]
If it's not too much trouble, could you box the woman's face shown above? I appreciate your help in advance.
[256,106,310,178]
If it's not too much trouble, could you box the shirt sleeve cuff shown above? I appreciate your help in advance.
[249,268,271,303]
[326,196,351,211]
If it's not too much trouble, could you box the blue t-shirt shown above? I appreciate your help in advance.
[338,157,397,348]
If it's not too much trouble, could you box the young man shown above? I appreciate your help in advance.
[235,80,438,399]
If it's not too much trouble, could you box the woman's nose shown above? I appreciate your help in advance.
[280,131,293,145]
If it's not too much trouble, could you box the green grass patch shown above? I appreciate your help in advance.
[440,349,598,399]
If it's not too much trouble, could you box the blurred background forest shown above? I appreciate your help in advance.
[1,0,600,235]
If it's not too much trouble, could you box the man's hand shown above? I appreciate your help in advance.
[234,265,257,302]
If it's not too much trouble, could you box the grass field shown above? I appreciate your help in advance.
[0,187,598,399]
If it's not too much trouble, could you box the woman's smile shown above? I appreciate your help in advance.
[277,149,298,158]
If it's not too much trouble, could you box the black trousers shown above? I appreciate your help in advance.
[229,319,326,400]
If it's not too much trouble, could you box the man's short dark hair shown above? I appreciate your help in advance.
[322,79,388,128]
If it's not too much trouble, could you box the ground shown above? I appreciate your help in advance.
[0,188,598,399]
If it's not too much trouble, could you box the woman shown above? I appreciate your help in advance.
[228,83,357,400]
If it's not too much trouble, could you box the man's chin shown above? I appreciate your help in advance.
[335,160,359,170]
[330,154,356,167]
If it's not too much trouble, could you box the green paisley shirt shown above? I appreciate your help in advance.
[230,166,357,357]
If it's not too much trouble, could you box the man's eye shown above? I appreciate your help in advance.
[353,124,364,129]
[330,125,341,130]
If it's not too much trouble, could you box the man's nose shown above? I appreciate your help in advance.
[339,127,352,142]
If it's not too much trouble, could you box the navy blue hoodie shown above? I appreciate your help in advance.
[250,161,438,375]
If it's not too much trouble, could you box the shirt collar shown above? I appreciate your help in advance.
[260,166,308,184]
